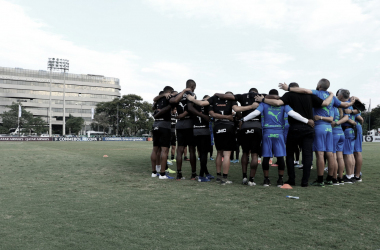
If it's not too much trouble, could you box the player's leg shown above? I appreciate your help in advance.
[151,146,159,177]
[176,145,185,179]
[276,157,285,187]
[261,132,273,187]
[189,145,197,179]
[183,146,188,161]
[285,129,297,185]
[159,146,171,179]
[272,132,286,187]
[215,150,223,180]
[249,153,258,185]
[221,150,232,184]
[300,129,314,187]
[354,132,363,181]
[241,151,249,185]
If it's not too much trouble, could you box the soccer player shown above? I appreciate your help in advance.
[337,89,357,183]
[167,106,177,173]
[151,86,175,179]
[187,92,255,184]
[331,104,349,185]
[255,82,333,187]
[345,106,364,182]
[213,89,261,186]
[169,80,197,180]
[188,95,214,182]
[243,89,312,187]
[279,79,355,187]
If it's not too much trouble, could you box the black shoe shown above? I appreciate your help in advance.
[276,178,284,187]
[263,178,271,187]
[343,175,353,184]
[301,183,308,187]
[350,177,357,183]
[337,177,345,185]
[184,156,189,161]
[355,175,362,182]
[190,174,198,180]
[332,179,340,186]
[176,173,185,180]
[285,180,295,186]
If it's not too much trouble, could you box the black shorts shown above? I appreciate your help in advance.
[153,127,171,148]
[170,132,176,146]
[240,127,262,154]
[195,135,211,153]
[213,123,235,151]
[177,128,196,147]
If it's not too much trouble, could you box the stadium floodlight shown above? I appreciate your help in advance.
[47,58,70,136]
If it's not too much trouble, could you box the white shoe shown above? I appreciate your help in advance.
[167,160,173,166]
[248,181,256,186]
[159,175,169,180]
[151,173,158,177]
[324,167,328,173]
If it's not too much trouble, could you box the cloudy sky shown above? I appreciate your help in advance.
[0,0,379,108]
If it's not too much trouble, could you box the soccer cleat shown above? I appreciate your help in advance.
[198,176,211,182]
[350,177,357,183]
[332,179,340,186]
[151,173,158,177]
[159,175,169,180]
[210,157,215,161]
[171,159,176,162]
[184,156,189,161]
[342,176,353,184]
[191,174,199,180]
[167,160,173,165]
[176,173,185,180]
[310,181,325,187]
[198,158,200,160]
[242,177,248,185]
[276,178,284,187]
[216,176,221,182]
[220,179,233,185]
[165,174,174,179]
[355,176,362,182]
[248,180,256,186]
[258,158,262,164]
[166,168,176,174]
[324,180,333,186]
[295,164,303,168]
[337,177,345,185]
[235,159,239,163]
[206,174,215,179]
[230,159,234,163]
[263,178,271,187]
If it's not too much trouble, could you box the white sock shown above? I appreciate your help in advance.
[156,165,161,172]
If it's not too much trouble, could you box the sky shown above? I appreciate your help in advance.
[0,0,379,109]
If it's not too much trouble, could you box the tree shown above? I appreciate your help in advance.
[1,103,47,135]
[95,94,154,136]
[92,112,110,132]
[66,114,84,135]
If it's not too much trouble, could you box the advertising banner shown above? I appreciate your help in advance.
[102,137,147,141]
[364,136,380,142]
[53,137,102,141]
[0,137,52,141]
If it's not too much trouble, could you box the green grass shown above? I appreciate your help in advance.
[0,142,379,249]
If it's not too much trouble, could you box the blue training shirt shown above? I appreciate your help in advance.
[311,90,341,126]
[257,103,293,131]
[355,113,362,134]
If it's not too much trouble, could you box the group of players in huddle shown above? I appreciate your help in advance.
[151,78,364,187]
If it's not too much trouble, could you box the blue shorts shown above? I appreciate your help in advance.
[313,125,333,152]
[284,128,289,143]
[343,128,355,155]
[354,132,362,152]
[262,130,286,157]
[332,130,345,153]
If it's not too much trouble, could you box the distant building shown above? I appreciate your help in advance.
[0,66,120,134]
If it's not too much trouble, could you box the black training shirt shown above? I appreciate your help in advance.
[234,92,263,129]
[171,92,195,129]
[153,96,174,129]
[207,95,237,126]
[192,104,210,136]
[280,92,324,126]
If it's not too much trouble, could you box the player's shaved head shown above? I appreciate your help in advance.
[159,91,164,95]
[249,88,258,93]
[318,78,330,90]
[269,89,279,95]
[163,86,174,93]
[289,82,299,88]
[225,91,233,95]
[186,79,196,88]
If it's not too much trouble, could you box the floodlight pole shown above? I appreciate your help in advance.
[48,67,52,136]
[63,69,66,135]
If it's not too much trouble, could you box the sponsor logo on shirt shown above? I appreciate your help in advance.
[154,127,158,130]
[245,129,255,134]
[325,128,332,132]
[216,128,227,134]
[268,111,281,122]
[268,134,279,138]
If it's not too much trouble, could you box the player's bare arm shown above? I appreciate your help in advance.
[232,102,258,112]
[188,102,210,122]
[255,94,284,106]
[153,105,171,119]
[279,82,313,94]
[186,95,210,106]
[209,110,233,121]
[314,115,333,122]
[169,88,192,104]
[321,92,334,107]
[214,93,236,100]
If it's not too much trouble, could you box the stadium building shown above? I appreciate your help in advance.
[0,66,121,134]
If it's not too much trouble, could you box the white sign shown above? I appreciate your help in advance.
[364,136,380,142]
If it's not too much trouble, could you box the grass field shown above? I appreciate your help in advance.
[0,141,379,249]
